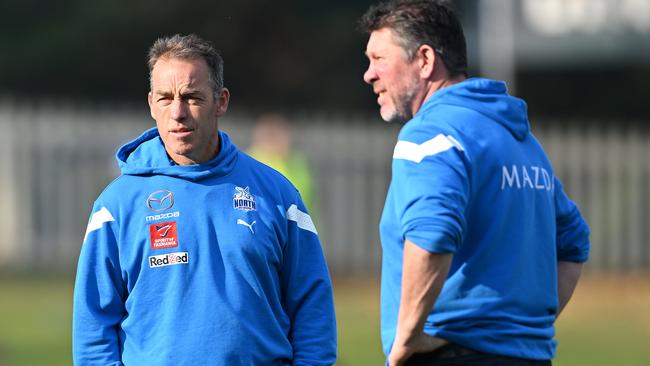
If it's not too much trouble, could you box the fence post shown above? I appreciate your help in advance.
[0,100,18,267]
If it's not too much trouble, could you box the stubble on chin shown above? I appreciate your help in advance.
[392,91,416,123]
[382,104,412,124]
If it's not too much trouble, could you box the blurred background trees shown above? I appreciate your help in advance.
[1,0,648,119]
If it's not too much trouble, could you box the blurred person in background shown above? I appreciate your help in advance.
[72,33,336,365]
[359,1,590,365]
[248,113,316,212]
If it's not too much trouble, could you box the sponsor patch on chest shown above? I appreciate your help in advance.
[149,252,189,268]
[149,221,179,249]
[233,186,257,211]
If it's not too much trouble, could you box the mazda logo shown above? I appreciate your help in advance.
[146,190,174,212]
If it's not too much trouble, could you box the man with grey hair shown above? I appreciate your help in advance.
[359,1,590,365]
[73,34,337,365]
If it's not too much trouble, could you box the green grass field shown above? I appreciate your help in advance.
[0,273,648,365]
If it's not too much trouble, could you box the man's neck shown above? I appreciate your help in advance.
[413,75,467,116]
[167,135,221,166]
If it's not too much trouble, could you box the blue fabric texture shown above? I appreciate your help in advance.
[73,128,336,365]
[380,78,590,360]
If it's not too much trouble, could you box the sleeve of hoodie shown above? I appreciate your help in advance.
[279,192,337,366]
[553,177,590,262]
[392,125,470,253]
[73,202,126,366]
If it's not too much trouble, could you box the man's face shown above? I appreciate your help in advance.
[148,57,229,165]
[363,28,420,123]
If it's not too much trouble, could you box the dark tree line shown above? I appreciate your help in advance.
[1,0,647,120]
[0,0,382,113]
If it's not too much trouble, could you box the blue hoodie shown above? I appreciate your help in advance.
[73,128,337,365]
[379,78,589,360]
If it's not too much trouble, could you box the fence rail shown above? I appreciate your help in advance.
[0,100,647,273]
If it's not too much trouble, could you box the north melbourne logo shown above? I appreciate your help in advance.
[149,252,188,268]
[233,186,256,211]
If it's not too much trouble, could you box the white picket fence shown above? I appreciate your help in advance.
[0,99,647,273]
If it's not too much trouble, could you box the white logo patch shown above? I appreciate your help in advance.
[233,186,257,211]
[149,252,189,268]
[237,219,256,233]
[145,211,180,223]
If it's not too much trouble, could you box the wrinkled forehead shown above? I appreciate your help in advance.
[151,57,211,90]
[365,28,406,57]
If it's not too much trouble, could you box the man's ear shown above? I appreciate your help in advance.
[215,88,230,117]
[417,44,436,79]
[148,92,155,119]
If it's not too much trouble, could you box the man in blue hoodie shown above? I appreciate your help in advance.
[359,1,590,365]
[72,34,337,365]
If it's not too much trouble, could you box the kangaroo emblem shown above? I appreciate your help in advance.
[237,219,256,234]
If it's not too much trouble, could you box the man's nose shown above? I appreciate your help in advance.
[363,64,378,85]
[170,99,187,120]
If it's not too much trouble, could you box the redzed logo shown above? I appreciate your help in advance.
[149,221,179,249]
[149,252,189,268]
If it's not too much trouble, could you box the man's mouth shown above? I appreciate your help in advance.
[169,127,194,137]
[376,90,386,105]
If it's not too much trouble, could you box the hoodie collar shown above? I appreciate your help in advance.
[418,78,530,141]
[116,127,238,181]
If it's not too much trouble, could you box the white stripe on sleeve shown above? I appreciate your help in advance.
[393,134,464,163]
[84,207,115,242]
[286,204,318,235]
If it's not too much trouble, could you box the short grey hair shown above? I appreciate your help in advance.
[359,0,468,78]
[147,34,224,97]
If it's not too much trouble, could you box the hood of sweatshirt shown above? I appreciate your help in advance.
[421,77,530,141]
[116,127,238,181]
